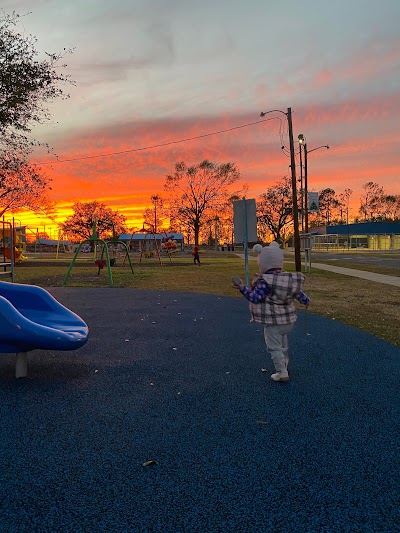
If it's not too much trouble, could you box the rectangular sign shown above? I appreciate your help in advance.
[233,198,258,243]
[307,192,319,213]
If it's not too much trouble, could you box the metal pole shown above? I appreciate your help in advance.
[287,108,301,272]
[243,198,249,286]
[299,142,304,232]
[304,143,309,234]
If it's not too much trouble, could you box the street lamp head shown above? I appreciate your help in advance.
[298,134,305,145]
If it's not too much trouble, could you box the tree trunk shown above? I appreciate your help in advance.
[194,221,200,246]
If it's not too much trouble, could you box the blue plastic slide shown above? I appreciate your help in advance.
[0,281,89,377]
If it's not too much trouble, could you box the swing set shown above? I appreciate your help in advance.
[123,223,172,267]
[63,220,134,286]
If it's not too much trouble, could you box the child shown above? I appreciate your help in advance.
[232,242,310,382]
[192,245,201,265]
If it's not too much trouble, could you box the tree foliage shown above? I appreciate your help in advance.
[338,188,353,223]
[0,11,74,220]
[317,188,340,225]
[164,160,241,245]
[0,11,74,153]
[0,152,54,217]
[257,176,293,243]
[142,195,165,233]
[356,182,400,222]
[60,201,127,242]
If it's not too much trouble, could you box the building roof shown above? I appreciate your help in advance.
[37,238,70,246]
[324,222,400,235]
[119,233,184,241]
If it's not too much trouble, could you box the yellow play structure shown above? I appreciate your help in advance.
[0,223,27,262]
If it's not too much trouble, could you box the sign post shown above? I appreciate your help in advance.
[233,198,257,286]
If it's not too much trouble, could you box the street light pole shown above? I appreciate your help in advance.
[299,142,304,231]
[151,195,160,234]
[304,143,308,233]
[286,108,301,272]
[303,144,329,233]
[259,107,301,272]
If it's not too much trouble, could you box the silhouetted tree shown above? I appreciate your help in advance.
[142,195,165,232]
[0,152,54,217]
[380,195,400,221]
[60,201,127,241]
[318,188,340,225]
[0,11,74,154]
[359,182,385,222]
[338,188,353,224]
[257,176,293,243]
[164,160,241,245]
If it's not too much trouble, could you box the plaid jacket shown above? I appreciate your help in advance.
[240,271,310,326]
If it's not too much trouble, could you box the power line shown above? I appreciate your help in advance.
[33,117,283,166]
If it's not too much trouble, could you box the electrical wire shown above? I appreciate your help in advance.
[32,116,284,166]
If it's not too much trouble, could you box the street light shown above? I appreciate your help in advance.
[298,134,305,231]
[151,195,160,234]
[297,135,329,234]
[259,108,301,272]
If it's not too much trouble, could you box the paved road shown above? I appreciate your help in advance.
[311,252,400,268]
[236,252,400,286]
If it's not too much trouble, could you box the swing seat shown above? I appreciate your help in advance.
[0,281,89,378]
[95,259,106,269]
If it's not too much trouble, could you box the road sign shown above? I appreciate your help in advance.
[308,192,319,213]
[233,199,258,244]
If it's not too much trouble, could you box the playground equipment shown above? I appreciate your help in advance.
[63,220,134,286]
[129,225,172,266]
[1,220,27,264]
[0,280,89,377]
[0,220,15,282]
[161,234,179,253]
[56,230,70,258]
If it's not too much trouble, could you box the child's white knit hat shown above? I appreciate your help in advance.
[253,242,283,273]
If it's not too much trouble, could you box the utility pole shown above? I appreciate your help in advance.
[151,195,160,234]
[287,108,301,272]
[304,143,309,234]
[299,141,304,232]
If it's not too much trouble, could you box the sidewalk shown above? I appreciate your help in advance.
[236,252,400,287]
[311,262,400,287]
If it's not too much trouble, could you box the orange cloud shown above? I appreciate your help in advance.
[15,97,398,233]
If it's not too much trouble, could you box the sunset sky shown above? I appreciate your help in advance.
[4,0,400,236]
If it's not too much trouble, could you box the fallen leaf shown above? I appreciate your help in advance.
[256,420,270,425]
[142,460,158,467]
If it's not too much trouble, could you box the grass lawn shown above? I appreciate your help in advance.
[10,251,400,347]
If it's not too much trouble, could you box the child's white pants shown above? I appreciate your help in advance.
[264,323,294,373]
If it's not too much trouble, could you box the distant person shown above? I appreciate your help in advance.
[232,242,310,382]
[192,245,201,265]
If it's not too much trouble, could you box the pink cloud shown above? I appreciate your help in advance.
[22,95,399,230]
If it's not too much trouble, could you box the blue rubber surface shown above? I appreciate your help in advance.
[0,288,399,532]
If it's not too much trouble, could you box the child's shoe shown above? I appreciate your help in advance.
[270,371,289,382]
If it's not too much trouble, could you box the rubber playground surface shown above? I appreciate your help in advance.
[0,287,399,532]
